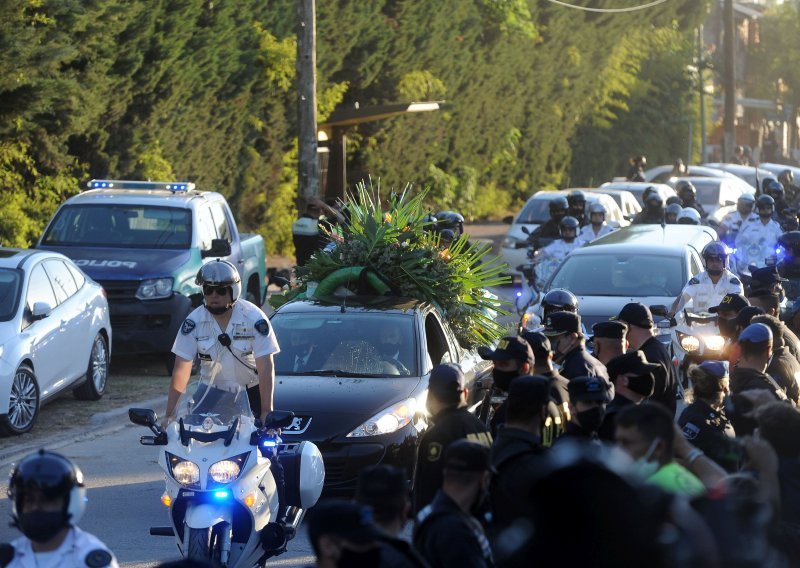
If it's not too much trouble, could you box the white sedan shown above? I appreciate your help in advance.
[0,248,112,435]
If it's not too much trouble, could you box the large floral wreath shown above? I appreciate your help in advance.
[270,181,510,348]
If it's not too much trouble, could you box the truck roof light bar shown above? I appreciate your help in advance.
[85,180,195,192]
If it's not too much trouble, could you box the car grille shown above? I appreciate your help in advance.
[98,279,140,302]
[323,458,347,484]
[111,315,139,330]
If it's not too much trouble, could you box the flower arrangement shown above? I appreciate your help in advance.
[270,180,510,348]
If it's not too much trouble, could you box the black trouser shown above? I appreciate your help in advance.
[247,385,287,522]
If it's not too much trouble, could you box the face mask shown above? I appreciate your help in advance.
[576,406,606,433]
[18,511,68,543]
[630,438,661,480]
[337,545,382,568]
[627,373,655,397]
[718,317,736,338]
[493,368,520,392]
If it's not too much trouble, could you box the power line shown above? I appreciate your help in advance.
[544,0,669,13]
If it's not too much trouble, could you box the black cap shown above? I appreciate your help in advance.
[508,375,551,408]
[606,351,660,381]
[568,376,613,403]
[615,303,654,329]
[542,311,582,336]
[709,293,749,314]
[307,500,382,545]
[520,331,551,358]
[478,336,534,367]
[428,363,466,402]
[443,439,490,472]
[750,265,788,287]
[735,305,765,328]
[592,320,628,340]
[356,465,409,504]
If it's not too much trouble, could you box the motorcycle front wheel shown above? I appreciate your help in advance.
[187,527,210,561]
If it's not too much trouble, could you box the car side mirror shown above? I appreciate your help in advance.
[31,302,52,320]
[502,215,514,224]
[649,304,668,317]
[129,408,158,428]
[202,238,232,258]
[270,276,290,288]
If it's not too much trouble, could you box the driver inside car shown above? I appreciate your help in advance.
[669,241,743,317]
[377,321,413,375]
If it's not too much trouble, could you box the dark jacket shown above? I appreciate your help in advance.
[640,336,679,415]
[413,407,491,514]
[678,400,740,472]
[730,366,785,399]
[414,491,494,568]
[631,211,664,225]
[559,346,608,381]
[778,457,800,526]
[489,427,548,529]
[767,347,800,404]
[597,393,635,441]
[530,220,560,250]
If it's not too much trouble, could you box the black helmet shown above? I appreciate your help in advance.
[542,288,578,318]
[779,231,800,252]
[756,194,775,213]
[196,259,242,303]
[642,186,657,201]
[765,179,785,199]
[665,195,682,207]
[435,211,464,235]
[778,169,794,186]
[644,193,664,213]
[676,180,696,201]
[762,177,778,194]
[567,190,586,207]
[8,450,87,528]
[549,196,569,219]
[559,216,580,231]
[422,213,438,232]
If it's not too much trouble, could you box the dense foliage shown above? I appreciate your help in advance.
[0,0,707,255]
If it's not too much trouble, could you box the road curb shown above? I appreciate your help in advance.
[0,395,168,467]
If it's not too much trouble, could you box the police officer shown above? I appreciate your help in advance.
[413,364,492,514]
[414,440,494,568]
[591,320,628,366]
[678,361,739,472]
[579,203,614,241]
[435,210,465,239]
[676,180,707,217]
[664,202,682,225]
[566,190,587,226]
[677,207,701,225]
[534,216,583,284]
[765,179,790,219]
[718,193,756,245]
[708,292,750,341]
[778,169,800,204]
[529,196,569,248]
[632,193,664,225]
[542,311,609,381]
[478,336,535,435]
[3,450,118,568]
[735,194,783,275]
[560,376,612,442]
[749,265,787,296]
[670,241,743,315]
[540,288,578,320]
[778,231,800,279]
[597,351,659,441]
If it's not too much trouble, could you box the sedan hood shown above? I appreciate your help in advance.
[275,375,423,442]
[37,246,192,280]
[578,294,675,330]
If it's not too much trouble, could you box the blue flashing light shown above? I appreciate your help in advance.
[261,440,277,448]
[213,491,229,500]
[516,291,522,298]
[85,179,195,192]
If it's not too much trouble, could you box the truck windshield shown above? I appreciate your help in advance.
[41,205,192,249]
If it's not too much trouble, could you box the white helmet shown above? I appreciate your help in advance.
[677,208,701,225]
[196,259,242,303]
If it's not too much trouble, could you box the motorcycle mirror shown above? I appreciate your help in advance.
[502,215,514,224]
[649,304,668,317]
[271,276,290,288]
[264,410,295,430]
[521,226,531,235]
[129,408,158,428]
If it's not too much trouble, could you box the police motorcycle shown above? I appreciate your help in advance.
[129,373,324,567]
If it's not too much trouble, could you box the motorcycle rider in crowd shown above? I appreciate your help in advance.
[765,180,790,221]
[534,216,584,284]
[528,196,568,249]
[664,202,683,224]
[632,193,664,225]
[676,180,707,218]
[566,190,588,226]
[579,203,615,242]
[778,168,800,204]
[677,208,701,225]
[670,241,743,316]
[734,194,783,275]
[718,193,756,246]
[3,450,118,568]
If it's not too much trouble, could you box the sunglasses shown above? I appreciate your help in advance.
[705,255,726,262]
[203,285,230,296]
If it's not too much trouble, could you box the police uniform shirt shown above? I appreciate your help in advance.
[676,269,743,313]
[579,223,614,242]
[8,527,118,568]
[172,300,280,389]
[678,401,739,471]
[719,210,747,237]
[734,216,783,270]
[535,238,584,282]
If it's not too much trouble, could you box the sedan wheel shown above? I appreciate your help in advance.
[0,365,40,436]
[74,334,109,401]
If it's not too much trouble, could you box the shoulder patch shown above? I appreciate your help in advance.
[682,422,700,441]
[730,277,741,285]
[254,319,270,336]
[688,277,700,285]
[181,319,196,335]
[427,442,443,462]
[85,549,113,568]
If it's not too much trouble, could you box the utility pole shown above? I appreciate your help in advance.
[723,0,736,162]
[296,0,319,199]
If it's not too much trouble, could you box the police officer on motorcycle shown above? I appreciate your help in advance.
[535,216,584,284]
[530,197,569,248]
[541,288,579,320]
[2,450,118,567]
[677,208,701,225]
[670,241,743,316]
[664,203,682,224]
[632,193,665,225]
[735,195,783,275]
[765,180,790,220]
[567,190,588,226]
[719,193,755,245]
[435,211,465,239]
[676,180,706,218]
[778,169,800,204]
[580,203,615,241]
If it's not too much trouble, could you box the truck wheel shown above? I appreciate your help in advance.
[74,334,109,401]
[187,527,210,560]
[166,354,200,376]
[0,365,40,436]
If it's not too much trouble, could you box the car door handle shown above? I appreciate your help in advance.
[60,320,68,329]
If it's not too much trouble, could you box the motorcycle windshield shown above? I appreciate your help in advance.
[174,380,253,429]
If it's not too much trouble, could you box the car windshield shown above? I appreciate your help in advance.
[691,182,721,206]
[0,268,22,321]
[516,198,552,224]
[548,253,685,296]
[41,205,192,249]
[271,312,417,377]
[174,380,253,428]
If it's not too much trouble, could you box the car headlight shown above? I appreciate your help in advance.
[167,453,200,488]
[208,453,249,485]
[703,335,726,352]
[346,398,417,437]
[136,277,174,300]
[678,333,700,353]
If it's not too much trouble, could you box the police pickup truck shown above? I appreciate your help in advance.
[37,180,267,371]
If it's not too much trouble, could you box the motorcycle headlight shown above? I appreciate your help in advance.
[679,333,700,353]
[208,453,249,485]
[346,398,417,437]
[136,277,174,300]
[703,335,726,352]
[167,453,200,488]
